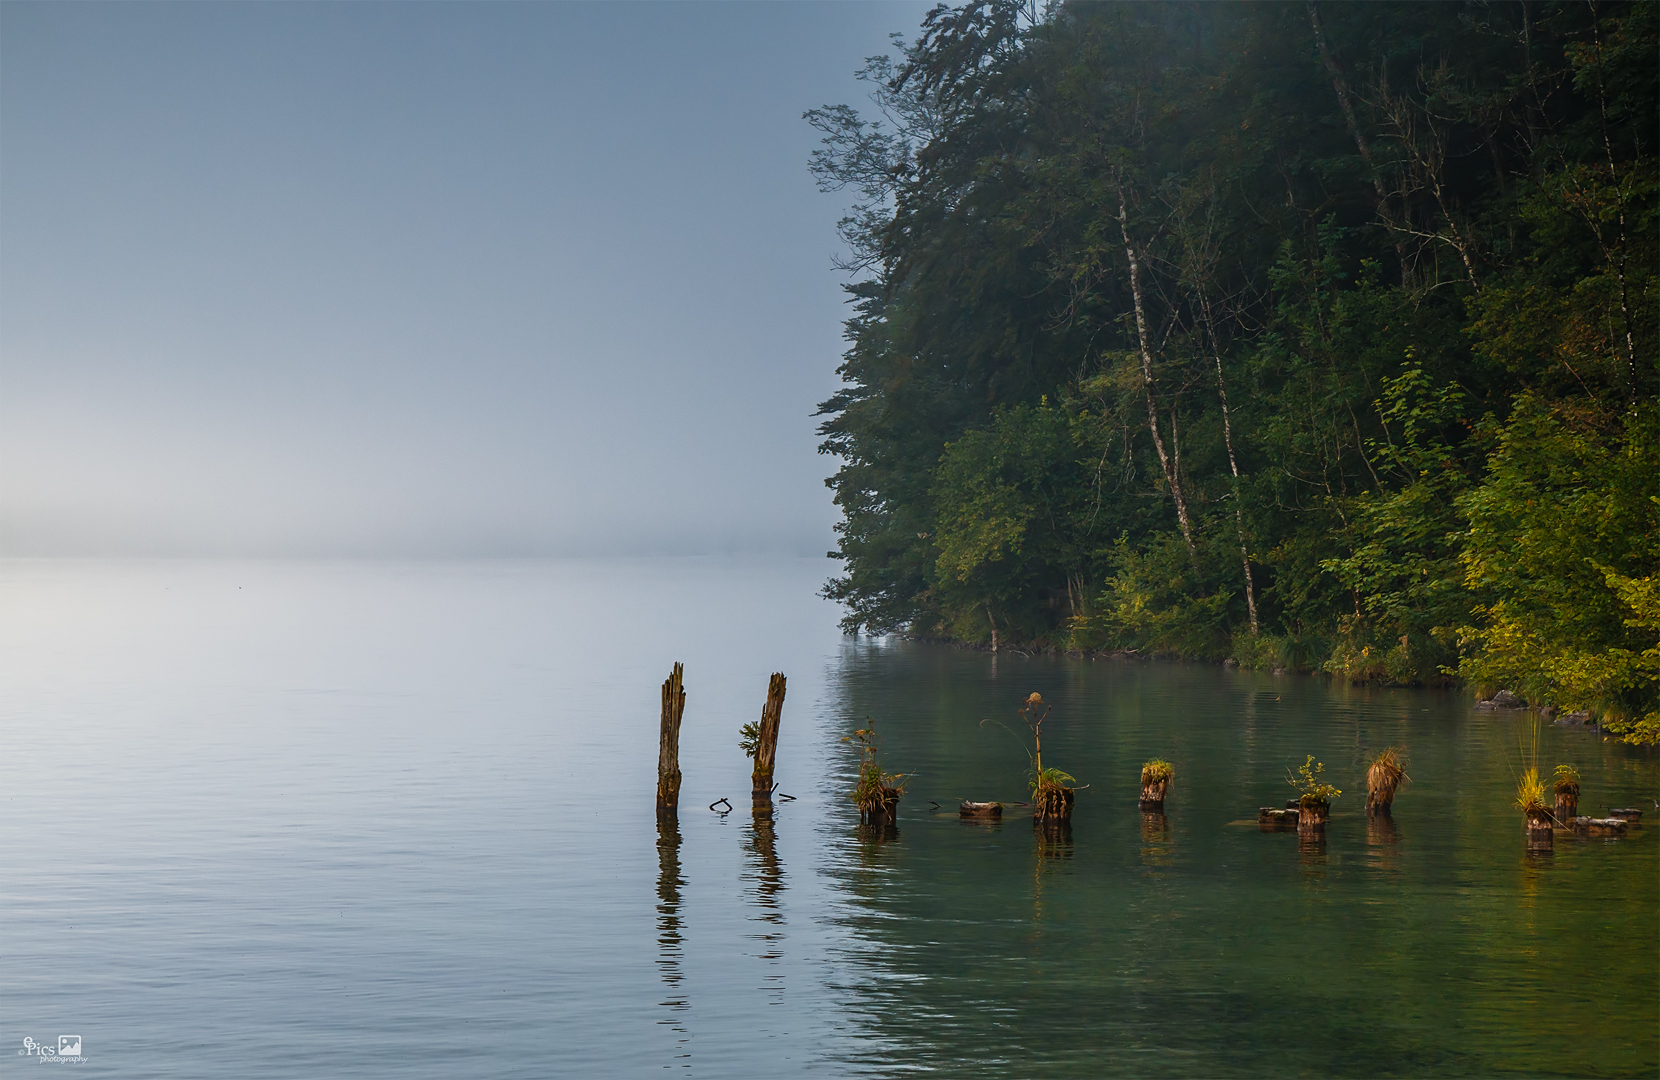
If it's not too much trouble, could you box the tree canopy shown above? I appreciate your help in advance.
[810,0,1658,742]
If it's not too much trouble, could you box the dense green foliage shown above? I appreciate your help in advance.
[810,1,1658,740]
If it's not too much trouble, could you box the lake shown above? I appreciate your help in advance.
[2,557,1655,1076]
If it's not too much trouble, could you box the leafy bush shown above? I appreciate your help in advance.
[1288,755,1342,806]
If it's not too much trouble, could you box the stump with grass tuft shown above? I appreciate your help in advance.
[1288,756,1340,836]
[846,719,905,827]
[1552,765,1580,820]
[1023,693,1076,823]
[1365,748,1409,816]
[1517,766,1553,850]
[1139,759,1173,809]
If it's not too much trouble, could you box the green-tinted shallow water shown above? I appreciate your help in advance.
[5,559,1654,1077]
[811,641,1659,1078]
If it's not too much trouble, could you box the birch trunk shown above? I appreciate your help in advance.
[1200,295,1259,635]
[1116,174,1196,559]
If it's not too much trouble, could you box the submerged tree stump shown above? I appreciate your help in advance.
[859,785,900,826]
[1138,760,1173,810]
[1574,817,1629,836]
[1297,799,1330,835]
[1259,806,1298,829]
[1032,782,1074,822]
[959,801,1003,818]
[1365,750,1408,817]
[750,673,787,814]
[656,663,686,820]
[1607,807,1642,821]
[1526,811,1554,850]
[1554,790,1579,820]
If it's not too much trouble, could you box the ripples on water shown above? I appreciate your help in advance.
[2,558,1655,1077]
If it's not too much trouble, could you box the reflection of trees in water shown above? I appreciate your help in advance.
[654,820,690,1062]
[742,814,787,1004]
[812,642,1660,1076]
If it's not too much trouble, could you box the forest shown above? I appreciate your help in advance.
[808,1,1658,743]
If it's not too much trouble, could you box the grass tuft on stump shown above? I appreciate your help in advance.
[1365,747,1409,813]
[1551,763,1581,797]
[1140,758,1173,803]
[1516,767,1548,815]
[846,718,905,823]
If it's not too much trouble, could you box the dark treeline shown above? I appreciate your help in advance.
[809,1,1657,742]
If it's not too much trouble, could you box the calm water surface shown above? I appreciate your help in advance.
[2,558,1655,1077]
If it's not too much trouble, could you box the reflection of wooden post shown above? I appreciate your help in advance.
[657,663,686,820]
[751,673,786,811]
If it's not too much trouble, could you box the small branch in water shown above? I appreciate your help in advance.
[709,798,732,813]
[777,793,797,802]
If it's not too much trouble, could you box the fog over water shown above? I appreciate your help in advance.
[1,1,930,557]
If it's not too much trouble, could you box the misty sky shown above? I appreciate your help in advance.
[1,1,931,556]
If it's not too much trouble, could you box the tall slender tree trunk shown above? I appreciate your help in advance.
[1588,10,1639,396]
[1200,295,1259,635]
[1116,174,1196,560]
[1307,0,1410,283]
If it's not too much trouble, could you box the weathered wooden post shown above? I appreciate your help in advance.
[751,673,787,814]
[656,663,686,820]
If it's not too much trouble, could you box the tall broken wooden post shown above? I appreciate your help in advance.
[657,663,686,820]
[751,673,787,815]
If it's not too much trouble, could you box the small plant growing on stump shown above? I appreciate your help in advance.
[1140,759,1174,806]
[1551,764,1580,819]
[1510,715,1552,848]
[1365,747,1409,815]
[1022,693,1075,821]
[1518,766,1553,849]
[983,692,1079,822]
[1288,755,1340,832]
[845,719,905,825]
[1289,755,1341,805]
